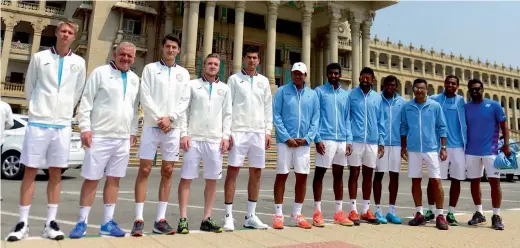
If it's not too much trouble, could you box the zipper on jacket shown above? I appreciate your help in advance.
[363,90,370,143]
[412,104,425,152]
[384,95,396,145]
[334,87,338,139]
[295,84,302,138]
[442,95,466,149]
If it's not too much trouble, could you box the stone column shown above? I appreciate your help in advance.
[180,2,190,66]
[1,20,17,82]
[512,99,518,130]
[202,1,216,58]
[266,1,279,92]
[398,56,403,72]
[328,8,340,63]
[505,97,511,128]
[164,3,173,36]
[324,34,330,65]
[373,51,379,68]
[442,65,446,78]
[31,24,44,54]
[317,45,324,85]
[361,20,372,68]
[80,13,89,41]
[186,1,200,78]
[350,15,361,87]
[301,1,314,81]
[421,61,426,75]
[39,0,46,12]
[232,1,246,73]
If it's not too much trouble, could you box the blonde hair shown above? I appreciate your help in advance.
[204,53,220,65]
[57,20,79,35]
[115,42,137,56]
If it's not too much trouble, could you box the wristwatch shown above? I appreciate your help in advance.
[169,116,175,122]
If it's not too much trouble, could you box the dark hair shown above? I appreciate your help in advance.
[243,46,260,58]
[383,75,398,85]
[360,67,375,78]
[413,78,427,86]
[326,63,342,74]
[468,79,484,89]
[162,34,181,47]
[445,75,460,86]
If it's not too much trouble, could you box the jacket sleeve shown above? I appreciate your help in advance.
[222,87,233,140]
[139,66,161,122]
[304,92,320,145]
[4,103,13,130]
[345,94,353,144]
[78,69,100,132]
[436,105,448,138]
[179,86,192,138]
[458,98,468,148]
[73,60,87,108]
[170,78,190,121]
[24,54,38,101]
[273,88,291,143]
[264,81,273,135]
[313,89,322,144]
[377,99,386,146]
[400,105,409,136]
[130,79,140,136]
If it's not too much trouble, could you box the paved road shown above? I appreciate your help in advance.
[2,167,520,238]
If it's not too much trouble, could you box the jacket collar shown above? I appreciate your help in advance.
[325,81,341,92]
[201,74,220,84]
[412,98,432,107]
[109,61,129,72]
[241,68,258,76]
[50,46,72,56]
[159,58,176,68]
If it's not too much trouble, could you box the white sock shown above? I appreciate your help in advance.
[247,201,256,217]
[293,202,303,216]
[275,204,283,216]
[476,205,483,213]
[103,204,115,224]
[429,205,436,211]
[388,205,396,215]
[416,206,424,214]
[493,208,500,215]
[314,201,322,212]
[375,204,382,213]
[225,203,233,218]
[135,202,144,221]
[79,206,91,224]
[46,204,58,226]
[156,201,168,222]
[335,201,343,213]
[361,200,370,214]
[18,205,31,224]
[436,209,443,216]
[350,199,357,213]
[448,206,456,213]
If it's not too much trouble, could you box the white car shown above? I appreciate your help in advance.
[1,114,84,180]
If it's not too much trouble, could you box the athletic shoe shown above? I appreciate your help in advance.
[223,215,235,232]
[177,218,189,234]
[6,222,29,242]
[468,212,487,226]
[491,215,504,230]
[200,217,223,233]
[348,210,361,226]
[408,212,426,226]
[424,210,435,222]
[153,219,176,235]
[272,215,284,229]
[243,215,268,230]
[100,220,126,237]
[333,211,354,226]
[360,209,380,225]
[375,210,388,224]
[385,212,402,224]
[446,212,459,226]
[290,214,312,229]
[312,210,325,227]
[435,215,449,230]
[131,220,144,237]
[69,221,87,239]
[42,221,65,240]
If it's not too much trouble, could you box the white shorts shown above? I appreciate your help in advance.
[138,127,180,162]
[440,148,466,180]
[180,141,223,180]
[466,155,499,179]
[228,131,265,168]
[81,138,130,180]
[315,140,347,168]
[407,152,441,179]
[348,142,378,168]
[376,146,401,173]
[276,143,311,174]
[20,125,72,168]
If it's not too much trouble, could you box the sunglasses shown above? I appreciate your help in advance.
[468,87,482,92]
[361,76,372,81]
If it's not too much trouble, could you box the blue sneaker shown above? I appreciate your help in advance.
[100,220,126,237]
[386,212,402,224]
[69,221,87,239]
[375,211,388,224]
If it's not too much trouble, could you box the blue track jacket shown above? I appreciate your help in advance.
[429,93,467,149]
[314,82,352,144]
[348,87,385,145]
[381,92,406,146]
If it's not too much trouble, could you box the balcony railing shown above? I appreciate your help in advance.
[39,46,50,51]
[45,5,65,15]
[122,0,150,7]
[11,42,31,53]
[2,82,25,98]
[17,1,38,11]
[1,0,11,6]
[122,33,146,47]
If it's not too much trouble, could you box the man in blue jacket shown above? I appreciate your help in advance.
[401,78,449,231]
[346,67,385,225]
[428,75,467,226]
[311,63,353,227]
[373,75,406,225]
[272,62,319,229]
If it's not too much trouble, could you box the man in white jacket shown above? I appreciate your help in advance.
[131,34,190,236]
[7,20,86,242]
[177,53,232,234]
[0,100,14,146]
[223,46,271,231]
[68,42,140,239]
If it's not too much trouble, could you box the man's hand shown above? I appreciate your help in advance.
[295,138,308,146]
[440,148,448,161]
[220,138,230,153]
[180,136,190,152]
[401,148,408,161]
[157,117,172,131]
[378,145,385,159]
[502,144,512,157]
[81,131,92,148]
[346,144,352,156]
[130,135,137,147]
[285,138,299,148]
[316,141,326,155]
[265,134,271,149]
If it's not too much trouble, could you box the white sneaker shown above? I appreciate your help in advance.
[7,222,29,242]
[42,221,65,240]
[243,215,268,230]
[223,215,235,232]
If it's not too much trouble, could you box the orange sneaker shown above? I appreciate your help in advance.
[334,211,354,226]
[349,210,361,226]
[272,215,284,229]
[291,214,312,229]
[360,209,380,224]
[312,210,325,227]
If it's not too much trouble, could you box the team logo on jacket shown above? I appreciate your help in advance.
[70,64,80,72]
[257,82,264,88]
[176,73,183,82]
[217,89,225,96]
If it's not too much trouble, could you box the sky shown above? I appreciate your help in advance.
[371,0,520,68]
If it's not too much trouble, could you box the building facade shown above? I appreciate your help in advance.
[1,0,519,138]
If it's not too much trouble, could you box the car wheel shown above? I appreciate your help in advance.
[42,168,67,177]
[1,151,25,180]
